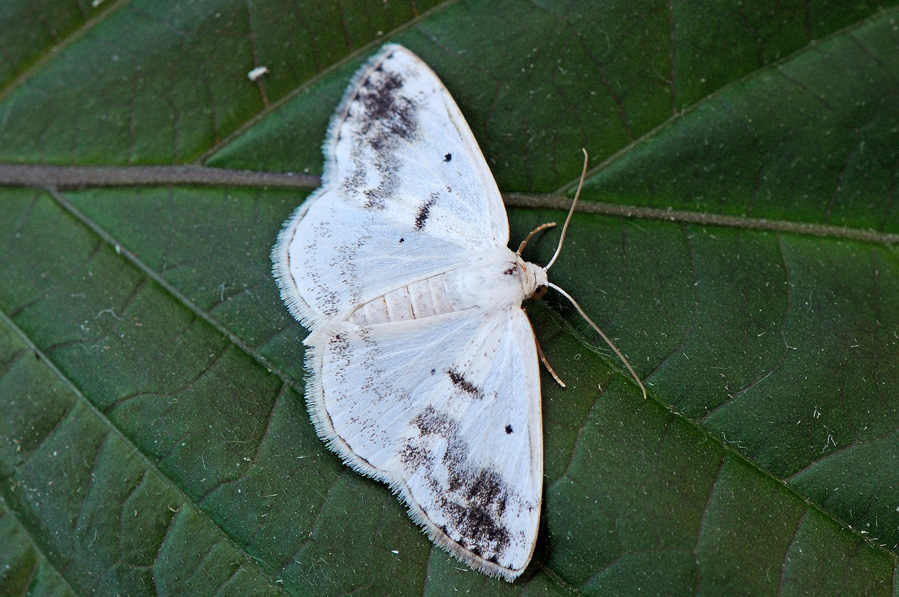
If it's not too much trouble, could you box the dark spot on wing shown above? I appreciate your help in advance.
[441,469,511,552]
[345,61,421,210]
[447,368,483,399]
[462,470,506,514]
[402,407,516,561]
[399,443,428,470]
[505,425,513,434]
[359,71,417,143]
[430,369,436,375]
[503,265,517,276]
[329,332,349,356]
[444,153,452,162]
[407,407,452,444]
[363,189,386,210]
[415,193,439,230]
[399,237,404,243]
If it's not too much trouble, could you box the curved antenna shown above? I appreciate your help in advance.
[547,282,648,400]
[545,148,589,271]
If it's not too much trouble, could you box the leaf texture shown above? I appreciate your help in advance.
[2,0,899,594]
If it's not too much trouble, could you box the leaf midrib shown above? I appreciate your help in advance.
[2,164,894,244]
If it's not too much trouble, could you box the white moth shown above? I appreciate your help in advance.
[272,44,645,581]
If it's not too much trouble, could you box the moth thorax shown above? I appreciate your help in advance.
[442,247,543,311]
[344,248,545,326]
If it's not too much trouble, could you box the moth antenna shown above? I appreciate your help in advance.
[545,148,589,271]
[547,282,648,400]
[517,222,557,256]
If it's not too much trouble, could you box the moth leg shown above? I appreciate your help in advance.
[535,337,565,388]
[516,222,557,255]
[521,311,565,388]
[522,306,566,387]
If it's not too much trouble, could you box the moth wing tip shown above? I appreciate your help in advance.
[388,481,532,583]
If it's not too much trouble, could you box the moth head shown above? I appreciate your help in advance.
[516,254,549,300]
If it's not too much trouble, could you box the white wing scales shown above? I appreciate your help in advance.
[331,46,509,249]
[274,192,472,327]
[305,308,541,576]
[274,45,510,328]
[273,44,544,581]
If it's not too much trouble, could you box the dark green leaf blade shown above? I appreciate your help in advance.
[0,0,445,165]
[3,0,899,594]
[585,11,899,231]
[0,493,75,596]
[0,216,286,594]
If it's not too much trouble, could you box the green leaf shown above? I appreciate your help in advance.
[2,0,899,594]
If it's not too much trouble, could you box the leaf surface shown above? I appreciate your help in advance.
[2,1,898,594]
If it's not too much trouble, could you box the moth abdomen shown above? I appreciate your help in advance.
[347,273,457,324]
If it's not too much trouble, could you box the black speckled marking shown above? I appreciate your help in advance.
[360,71,417,145]
[345,62,421,210]
[415,194,439,230]
[400,442,429,470]
[327,227,373,310]
[505,425,513,434]
[402,407,514,561]
[444,153,452,162]
[329,332,350,356]
[447,368,483,399]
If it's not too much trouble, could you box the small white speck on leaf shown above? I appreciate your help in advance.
[248,66,269,81]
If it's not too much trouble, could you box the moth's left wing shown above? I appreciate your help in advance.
[304,308,542,580]
[273,44,510,329]
[327,44,509,250]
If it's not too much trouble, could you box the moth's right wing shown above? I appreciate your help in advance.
[304,307,542,580]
